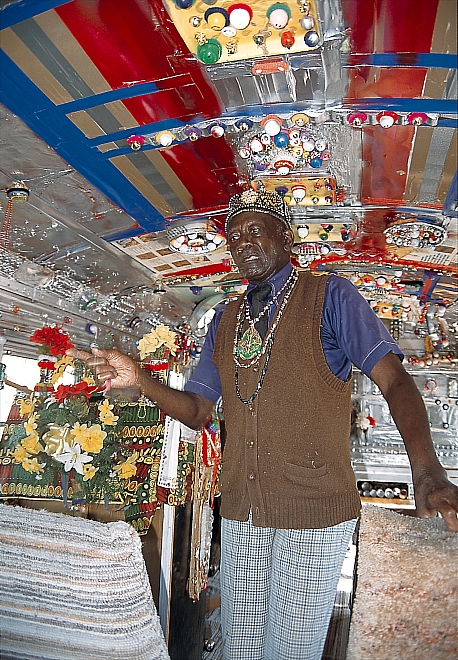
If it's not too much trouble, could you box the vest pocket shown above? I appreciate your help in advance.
[283,460,329,484]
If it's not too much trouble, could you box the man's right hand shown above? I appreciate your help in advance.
[66,347,140,390]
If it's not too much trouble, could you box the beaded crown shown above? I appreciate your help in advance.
[225,190,292,234]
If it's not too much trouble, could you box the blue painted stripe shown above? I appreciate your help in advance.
[0,0,71,29]
[346,98,458,113]
[59,75,191,112]
[443,170,458,217]
[347,53,458,69]
[105,227,146,242]
[0,51,168,233]
[438,117,458,128]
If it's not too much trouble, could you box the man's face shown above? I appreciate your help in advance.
[227,212,294,285]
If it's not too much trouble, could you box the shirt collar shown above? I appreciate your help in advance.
[246,261,293,299]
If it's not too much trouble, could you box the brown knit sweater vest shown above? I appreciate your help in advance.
[213,272,361,529]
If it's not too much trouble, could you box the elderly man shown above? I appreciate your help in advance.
[69,190,458,660]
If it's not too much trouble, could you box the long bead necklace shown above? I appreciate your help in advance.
[234,268,298,409]
[234,267,298,368]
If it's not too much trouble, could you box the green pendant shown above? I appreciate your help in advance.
[237,325,262,360]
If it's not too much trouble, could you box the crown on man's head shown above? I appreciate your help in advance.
[225,189,292,234]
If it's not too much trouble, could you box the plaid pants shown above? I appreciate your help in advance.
[220,514,357,660]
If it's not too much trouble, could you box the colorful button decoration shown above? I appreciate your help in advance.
[384,222,447,248]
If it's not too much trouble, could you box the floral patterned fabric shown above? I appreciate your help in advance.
[0,396,195,535]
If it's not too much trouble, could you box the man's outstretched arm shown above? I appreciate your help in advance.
[66,347,214,431]
[370,352,458,532]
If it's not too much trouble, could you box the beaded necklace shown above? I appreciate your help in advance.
[234,266,298,368]
[234,267,298,409]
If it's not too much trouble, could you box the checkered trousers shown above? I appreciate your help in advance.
[220,514,357,660]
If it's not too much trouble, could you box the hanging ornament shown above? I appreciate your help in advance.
[1,182,29,253]
[260,115,282,136]
[227,3,253,29]
[304,30,319,47]
[300,15,314,29]
[185,126,203,141]
[226,38,239,54]
[377,111,399,128]
[266,3,291,29]
[156,131,175,147]
[347,112,368,127]
[291,113,309,126]
[407,112,428,126]
[291,186,307,204]
[126,135,145,151]
[273,131,290,148]
[208,122,226,137]
[204,7,229,30]
[281,30,295,49]
[197,38,222,64]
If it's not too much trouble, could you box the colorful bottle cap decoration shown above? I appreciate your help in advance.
[377,111,399,128]
[204,7,229,30]
[260,115,283,136]
[266,2,291,29]
[304,30,319,47]
[197,37,222,63]
[227,3,252,29]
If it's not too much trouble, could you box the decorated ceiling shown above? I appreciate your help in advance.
[0,0,456,359]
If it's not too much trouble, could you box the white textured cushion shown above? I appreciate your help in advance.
[0,504,170,660]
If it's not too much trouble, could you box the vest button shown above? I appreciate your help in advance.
[248,440,254,447]
[248,472,256,480]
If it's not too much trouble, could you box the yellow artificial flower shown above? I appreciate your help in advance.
[21,456,44,474]
[22,434,44,455]
[155,324,177,354]
[98,398,119,426]
[79,424,106,453]
[24,413,38,436]
[70,422,89,443]
[50,355,74,384]
[114,451,138,480]
[138,325,177,360]
[82,374,97,386]
[82,463,99,481]
[11,444,29,463]
[19,397,35,417]
[138,334,159,360]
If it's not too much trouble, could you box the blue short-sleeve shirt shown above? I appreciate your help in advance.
[185,263,403,404]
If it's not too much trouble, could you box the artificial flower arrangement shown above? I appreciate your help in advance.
[355,412,377,433]
[138,324,178,361]
[5,325,138,504]
[29,324,75,369]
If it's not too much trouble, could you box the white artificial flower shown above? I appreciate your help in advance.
[54,441,93,475]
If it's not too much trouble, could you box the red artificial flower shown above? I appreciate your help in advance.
[29,324,74,357]
[53,381,100,404]
[367,415,377,427]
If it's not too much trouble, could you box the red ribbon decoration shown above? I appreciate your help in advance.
[142,361,169,372]
[37,360,56,370]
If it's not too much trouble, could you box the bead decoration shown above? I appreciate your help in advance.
[234,268,298,407]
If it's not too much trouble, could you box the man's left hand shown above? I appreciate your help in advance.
[413,470,458,532]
